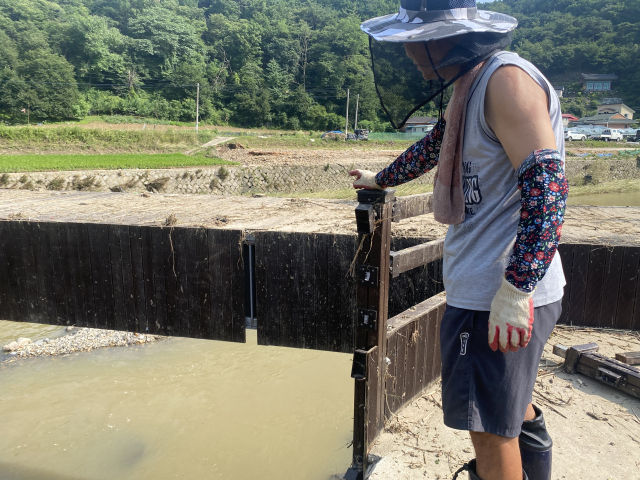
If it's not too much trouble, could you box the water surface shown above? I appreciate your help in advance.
[0,322,353,480]
[568,191,640,207]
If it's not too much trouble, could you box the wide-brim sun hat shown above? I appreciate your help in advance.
[361,0,517,43]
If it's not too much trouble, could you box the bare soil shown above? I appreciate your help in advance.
[215,145,401,167]
[365,326,640,480]
[1,191,639,245]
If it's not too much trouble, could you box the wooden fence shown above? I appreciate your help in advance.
[558,243,640,330]
[0,221,245,342]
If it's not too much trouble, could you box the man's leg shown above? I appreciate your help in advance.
[469,403,534,480]
[470,431,522,480]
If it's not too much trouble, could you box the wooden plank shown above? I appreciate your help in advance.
[0,222,12,320]
[118,225,137,332]
[365,346,380,450]
[6,222,29,321]
[172,227,189,338]
[29,223,50,324]
[108,224,126,331]
[278,233,295,348]
[615,352,640,365]
[433,302,445,379]
[558,244,575,325]
[290,232,306,348]
[58,222,80,326]
[228,230,245,343]
[583,245,607,327]
[598,246,624,329]
[314,233,330,351]
[403,321,419,404]
[390,238,445,278]
[566,244,590,326]
[140,226,157,334]
[163,227,180,337]
[48,222,71,326]
[150,227,168,335]
[424,308,440,385]
[301,233,315,349]
[208,229,224,341]
[392,324,408,415]
[0,222,20,321]
[87,223,106,328]
[255,232,271,345]
[129,226,147,333]
[384,331,397,423]
[632,248,640,332]
[392,193,433,222]
[96,224,116,329]
[326,234,342,352]
[195,227,211,339]
[220,229,235,342]
[414,311,429,395]
[75,223,96,328]
[65,223,87,327]
[338,236,358,353]
[18,222,40,322]
[615,246,640,330]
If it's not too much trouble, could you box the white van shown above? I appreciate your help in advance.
[590,129,624,142]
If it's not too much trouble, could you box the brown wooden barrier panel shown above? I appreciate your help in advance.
[558,243,640,330]
[253,232,445,353]
[0,220,245,342]
[362,293,447,452]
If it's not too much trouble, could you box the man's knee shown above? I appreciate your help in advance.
[470,431,517,451]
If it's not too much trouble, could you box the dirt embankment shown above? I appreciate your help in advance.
[1,191,640,246]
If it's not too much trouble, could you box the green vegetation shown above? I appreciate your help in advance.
[568,179,640,197]
[0,153,237,173]
[0,0,638,130]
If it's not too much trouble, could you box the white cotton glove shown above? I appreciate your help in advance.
[349,169,384,190]
[488,278,535,353]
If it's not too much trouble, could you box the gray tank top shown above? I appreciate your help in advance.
[443,51,566,311]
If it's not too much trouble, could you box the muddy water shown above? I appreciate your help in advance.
[568,191,640,207]
[0,321,353,480]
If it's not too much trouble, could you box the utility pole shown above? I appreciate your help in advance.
[354,94,359,131]
[196,83,200,133]
[345,88,350,135]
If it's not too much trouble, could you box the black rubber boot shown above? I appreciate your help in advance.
[452,459,529,480]
[519,405,553,480]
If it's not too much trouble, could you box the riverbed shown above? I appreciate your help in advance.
[0,321,353,480]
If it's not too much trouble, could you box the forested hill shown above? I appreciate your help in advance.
[0,0,638,128]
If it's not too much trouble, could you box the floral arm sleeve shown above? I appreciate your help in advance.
[505,149,569,293]
[374,119,446,188]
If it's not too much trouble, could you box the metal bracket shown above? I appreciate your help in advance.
[597,367,625,387]
[356,265,379,287]
[351,349,368,380]
[355,204,375,235]
[358,308,378,330]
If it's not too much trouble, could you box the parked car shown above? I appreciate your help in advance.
[565,130,587,141]
[590,129,624,142]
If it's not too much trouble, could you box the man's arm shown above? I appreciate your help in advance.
[485,66,557,167]
[484,66,568,353]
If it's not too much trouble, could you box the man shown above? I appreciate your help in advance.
[350,2,568,480]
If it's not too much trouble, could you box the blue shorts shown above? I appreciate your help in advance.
[440,300,562,438]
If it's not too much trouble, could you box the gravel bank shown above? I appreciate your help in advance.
[2,327,160,361]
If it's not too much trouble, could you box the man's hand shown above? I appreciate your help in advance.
[488,278,534,353]
[349,170,383,190]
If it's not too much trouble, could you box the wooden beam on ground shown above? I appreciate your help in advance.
[392,193,433,222]
[616,351,640,365]
[390,238,444,278]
